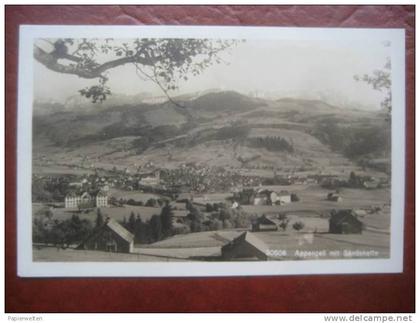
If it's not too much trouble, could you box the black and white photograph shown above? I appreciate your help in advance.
[17,26,406,276]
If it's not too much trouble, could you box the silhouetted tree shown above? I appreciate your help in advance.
[160,202,174,237]
[290,193,300,202]
[292,221,304,232]
[50,215,93,248]
[95,208,104,227]
[128,212,136,232]
[145,198,157,207]
[354,55,391,116]
[149,215,163,241]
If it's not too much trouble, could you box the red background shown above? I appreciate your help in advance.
[5,5,415,313]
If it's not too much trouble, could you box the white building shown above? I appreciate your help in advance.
[270,191,291,205]
[64,191,108,209]
[138,170,160,187]
[96,190,108,207]
[64,192,80,208]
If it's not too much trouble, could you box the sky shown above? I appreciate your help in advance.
[33,38,391,110]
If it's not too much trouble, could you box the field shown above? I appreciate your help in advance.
[141,230,242,248]
[33,245,185,262]
[34,226,389,261]
[133,226,389,261]
[242,185,389,218]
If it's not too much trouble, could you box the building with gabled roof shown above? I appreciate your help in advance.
[270,191,292,205]
[96,190,108,207]
[329,209,363,234]
[77,218,134,253]
[253,190,269,205]
[64,191,79,208]
[327,192,343,202]
[80,191,90,198]
[252,214,284,232]
[221,231,268,261]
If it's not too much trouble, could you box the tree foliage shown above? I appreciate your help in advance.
[150,214,163,241]
[247,136,294,153]
[160,202,174,237]
[354,56,391,115]
[312,119,390,160]
[128,212,136,232]
[145,198,158,207]
[292,221,304,232]
[34,38,238,103]
[95,208,104,228]
[33,213,93,247]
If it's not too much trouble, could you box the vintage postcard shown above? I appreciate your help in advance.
[17,25,405,276]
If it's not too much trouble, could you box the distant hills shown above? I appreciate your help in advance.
[33,90,390,173]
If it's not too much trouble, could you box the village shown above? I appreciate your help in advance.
[32,161,391,262]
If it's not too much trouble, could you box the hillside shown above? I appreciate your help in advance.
[32,91,390,174]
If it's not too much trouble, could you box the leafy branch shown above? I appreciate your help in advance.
[34,38,239,104]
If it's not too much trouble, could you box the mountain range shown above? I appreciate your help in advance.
[33,90,390,174]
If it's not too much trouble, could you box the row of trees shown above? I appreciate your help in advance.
[119,203,175,243]
[115,201,251,244]
[186,201,250,233]
[174,125,251,148]
[320,171,381,190]
[34,200,253,248]
[109,197,168,207]
[33,213,92,247]
[246,136,294,153]
[32,175,74,202]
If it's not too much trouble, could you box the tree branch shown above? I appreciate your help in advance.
[132,62,194,121]
[93,55,150,75]
[33,38,238,104]
[34,45,97,79]
[34,45,151,79]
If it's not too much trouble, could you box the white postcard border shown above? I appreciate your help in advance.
[17,25,406,277]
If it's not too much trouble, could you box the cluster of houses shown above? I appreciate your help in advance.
[138,170,160,187]
[251,209,363,235]
[319,172,389,191]
[68,175,111,191]
[232,188,296,206]
[76,208,364,262]
[160,165,263,194]
[220,208,364,260]
[53,165,377,260]
[68,167,162,192]
[253,189,292,206]
[107,169,161,191]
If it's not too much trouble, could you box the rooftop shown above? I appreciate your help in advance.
[227,231,269,255]
[106,219,134,243]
